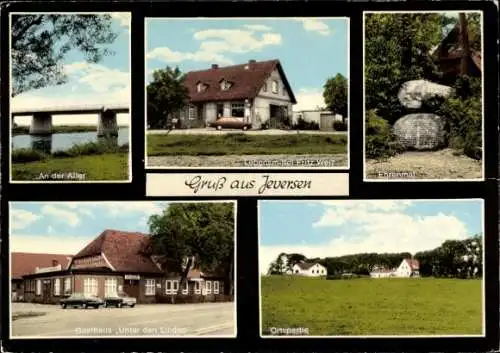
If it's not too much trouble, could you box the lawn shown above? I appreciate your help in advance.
[260,276,483,336]
[147,134,347,156]
[11,153,129,181]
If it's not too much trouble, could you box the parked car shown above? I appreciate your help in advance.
[104,292,137,308]
[209,117,252,130]
[60,293,104,309]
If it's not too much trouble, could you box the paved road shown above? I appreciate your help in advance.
[148,128,347,136]
[11,302,235,337]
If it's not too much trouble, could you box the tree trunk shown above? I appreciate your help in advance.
[172,257,193,304]
[459,13,470,76]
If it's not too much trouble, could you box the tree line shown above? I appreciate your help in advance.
[268,234,482,279]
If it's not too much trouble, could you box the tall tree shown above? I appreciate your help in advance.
[148,202,234,303]
[11,14,118,97]
[323,73,347,119]
[147,66,190,129]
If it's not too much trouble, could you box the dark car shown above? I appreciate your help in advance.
[209,117,252,131]
[60,293,104,309]
[104,292,137,308]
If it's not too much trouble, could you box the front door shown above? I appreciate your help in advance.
[123,280,140,299]
[42,280,51,304]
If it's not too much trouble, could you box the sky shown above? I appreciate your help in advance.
[146,18,348,111]
[259,200,483,275]
[10,202,170,254]
[11,13,131,127]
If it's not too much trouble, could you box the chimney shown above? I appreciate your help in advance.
[211,64,218,69]
[248,59,256,64]
[52,259,59,267]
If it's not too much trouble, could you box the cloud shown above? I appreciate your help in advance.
[147,26,282,65]
[10,209,40,230]
[295,19,332,36]
[260,201,471,274]
[41,205,80,227]
[243,24,273,32]
[111,12,131,32]
[11,62,130,112]
[293,88,326,111]
[10,234,92,254]
[96,202,168,218]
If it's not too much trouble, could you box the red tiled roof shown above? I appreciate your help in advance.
[73,229,163,274]
[11,252,72,279]
[404,258,420,271]
[183,59,297,104]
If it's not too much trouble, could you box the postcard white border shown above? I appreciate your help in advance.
[9,200,238,339]
[362,10,485,182]
[8,12,133,184]
[144,17,350,171]
[257,198,486,338]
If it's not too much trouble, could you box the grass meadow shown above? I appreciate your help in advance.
[260,276,482,336]
[147,134,347,156]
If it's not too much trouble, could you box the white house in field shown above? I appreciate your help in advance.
[292,262,327,277]
[370,258,420,278]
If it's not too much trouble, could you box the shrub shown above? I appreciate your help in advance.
[438,90,482,160]
[12,148,47,163]
[292,117,319,131]
[52,140,127,158]
[333,120,348,131]
[261,123,269,130]
[365,109,404,159]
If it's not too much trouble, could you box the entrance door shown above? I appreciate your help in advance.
[42,280,51,304]
[269,105,288,129]
[123,280,140,299]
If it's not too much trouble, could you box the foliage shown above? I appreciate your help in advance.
[364,13,445,125]
[11,148,47,163]
[292,117,319,131]
[147,133,347,156]
[148,203,235,298]
[323,73,348,118]
[261,276,482,335]
[155,293,234,304]
[147,66,190,129]
[333,120,347,131]
[11,14,117,96]
[52,140,128,157]
[11,153,129,181]
[365,109,404,159]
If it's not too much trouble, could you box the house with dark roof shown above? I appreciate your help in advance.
[178,59,297,129]
[291,261,327,277]
[12,229,229,304]
[431,21,481,84]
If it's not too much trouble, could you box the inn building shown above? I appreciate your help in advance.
[11,229,230,304]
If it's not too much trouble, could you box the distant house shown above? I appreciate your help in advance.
[394,258,420,278]
[178,59,297,129]
[431,21,481,84]
[292,109,344,131]
[292,262,327,277]
[370,259,420,279]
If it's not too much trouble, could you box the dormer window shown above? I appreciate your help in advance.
[196,82,207,93]
[220,80,232,91]
[262,83,267,92]
[271,80,278,94]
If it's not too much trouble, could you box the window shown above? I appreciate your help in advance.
[54,278,61,296]
[231,103,244,118]
[216,103,224,118]
[194,281,201,294]
[213,281,220,294]
[220,80,231,91]
[145,279,155,296]
[105,278,118,297]
[165,280,179,295]
[282,85,286,96]
[36,280,41,295]
[64,278,71,294]
[272,80,278,93]
[197,82,206,93]
[182,281,189,295]
[262,83,267,92]
[205,280,212,295]
[84,278,98,296]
